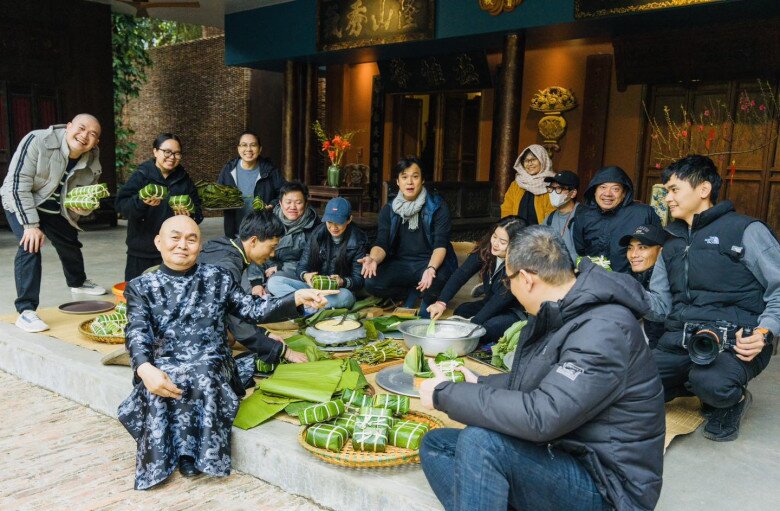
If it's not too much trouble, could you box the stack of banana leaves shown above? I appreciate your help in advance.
[403,346,466,382]
[63,183,109,211]
[195,181,244,208]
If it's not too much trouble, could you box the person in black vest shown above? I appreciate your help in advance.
[360,157,458,318]
[619,224,668,349]
[645,155,779,441]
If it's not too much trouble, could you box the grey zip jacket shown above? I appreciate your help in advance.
[433,259,665,510]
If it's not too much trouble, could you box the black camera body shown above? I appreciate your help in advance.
[682,321,753,365]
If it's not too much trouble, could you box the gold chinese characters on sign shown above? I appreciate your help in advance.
[318,0,435,51]
[530,86,577,156]
[479,0,522,15]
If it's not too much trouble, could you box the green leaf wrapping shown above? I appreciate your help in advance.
[252,196,266,211]
[91,311,128,336]
[370,315,418,333]
[341,388,373,409]
[372,394,410,416]
[403,345,431,377]
[388,420,429,450]
[328,413,359,434]
[352,426,388,452]
[114,302,127,315]
[305,423,350,452]
[168,194,195,213]
[256,359,344,403]
[299,399,346,425]
[138,183,168,200]
[63,196,99,210]
[283,400,316,417]
[195,181,244,208]
[311,275,340,290]
[576,255,612,271]
[234,393,293,430]
[68,183,109,199]
[491,320,528,369]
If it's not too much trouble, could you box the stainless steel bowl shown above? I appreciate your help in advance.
[397,319,485,356]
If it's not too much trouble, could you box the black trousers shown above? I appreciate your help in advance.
[454,300,523,345]
[653,342,773,408]
[124,255,162,282]
[364,257,453,317]
[6,209,86,313]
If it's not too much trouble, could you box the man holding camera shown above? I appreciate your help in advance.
[646,155,780,441]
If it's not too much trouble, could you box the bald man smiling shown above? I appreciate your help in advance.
[118,215,334,489]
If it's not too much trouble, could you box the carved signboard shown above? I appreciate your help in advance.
[377,52,492,93]
[575,0,724,19]
[318,0,434,51]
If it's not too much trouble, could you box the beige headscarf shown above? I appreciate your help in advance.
[513,144,554,195]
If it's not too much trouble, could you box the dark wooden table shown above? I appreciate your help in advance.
[307,185,365,217]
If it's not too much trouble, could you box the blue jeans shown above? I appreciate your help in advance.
[420,427,609,511]
[266,275,356,310]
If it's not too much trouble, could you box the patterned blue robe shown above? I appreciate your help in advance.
[117,263,298,489]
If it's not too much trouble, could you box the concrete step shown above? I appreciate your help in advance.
[0,324,443,511]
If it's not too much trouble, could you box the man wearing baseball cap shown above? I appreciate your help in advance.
[542,171,580,263]
[620,224,669,348]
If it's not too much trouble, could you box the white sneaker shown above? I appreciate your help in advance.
[70,279,106,295]
[15,310,50,333]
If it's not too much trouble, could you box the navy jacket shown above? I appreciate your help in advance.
[296,223,369,291]
[217,157,286,238]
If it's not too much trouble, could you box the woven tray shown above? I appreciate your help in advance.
[78,319,125,344]
[298,410,443,468]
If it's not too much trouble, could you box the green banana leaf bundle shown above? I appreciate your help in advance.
[352,426,388,453]
[252,196,266,211]
[284,333,332,362]
[341,388,372,409]
[367,315,418,333]
[355,406,395,429]
[90,311,128,336]
[234,394,294,430]
[114,301,127,315]
[256,360,276,374]
[349,296,382,312]
[576,255,612,271]
[195,181,244,208]
[491,320,528,369]
[350,339,406,364]
[306,423,350,452]
[329,413,359,434]
[257,359,344,403]
[69,183,109,199]
[283,400,317,417]
[311,275,340,291]
[357,406,392,418]
[138,183,168,200]
[299,399,346,425]
[372,394,410,416]
[388,420,429,450]
[169,194,195,214]
[63,195,99,211]
[295,308,351,328]
[403,346,466,382]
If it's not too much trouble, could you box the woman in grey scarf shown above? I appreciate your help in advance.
[361,157,458,318]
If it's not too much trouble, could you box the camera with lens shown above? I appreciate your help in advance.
[682,321,752,366]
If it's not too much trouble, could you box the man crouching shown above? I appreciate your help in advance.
[418,225,665,511]
[118,215,333,489]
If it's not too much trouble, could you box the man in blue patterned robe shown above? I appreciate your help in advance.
[118,215,333,489]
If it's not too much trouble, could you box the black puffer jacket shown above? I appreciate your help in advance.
[573,166,660,274]
[116,159,203,258]
[433,259,665,511]
[295,223,369,291]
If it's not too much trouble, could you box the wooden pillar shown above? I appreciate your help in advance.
[576,54,613,197]
[281,60,299,181]
[302,63,319,186]
[490,33,525,206]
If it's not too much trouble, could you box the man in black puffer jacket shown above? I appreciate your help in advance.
[573,166,661,274]
[419,225,665,511]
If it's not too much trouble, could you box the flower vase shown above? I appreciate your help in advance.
[327,164,342,187]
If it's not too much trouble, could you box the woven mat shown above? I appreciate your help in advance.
[664,396,705,451]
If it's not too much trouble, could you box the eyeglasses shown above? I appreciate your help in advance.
[545,185,570,193]
[523,157,539,165]
[502,268,536,289]
[239,143,259,149]
[158,149,182,159]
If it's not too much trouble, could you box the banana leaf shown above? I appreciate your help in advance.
[234,393,293,430]
[284,400,317,417]
[369,315,419,333]
[334,358,369,394]
[294,308,351,327]
[349,296,382,312]
[403,345,432,378]
[257,359,344,403]
[284,333,332,361]
[491,320,528,369]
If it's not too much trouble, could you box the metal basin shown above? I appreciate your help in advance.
[397,319,485,356]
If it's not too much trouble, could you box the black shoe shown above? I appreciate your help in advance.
[702,390,752,442]
[701,402,716,419]
[179,456,201,477]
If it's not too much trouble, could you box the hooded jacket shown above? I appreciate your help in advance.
[116,159,203,258]
[216,157,286,238]
[296,223,369,291]
[433,259,665,511]
[573,166,660,274]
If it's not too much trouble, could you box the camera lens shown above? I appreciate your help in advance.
[688,329,721,365]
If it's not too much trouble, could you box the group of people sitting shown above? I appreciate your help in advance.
[2,115,778,510]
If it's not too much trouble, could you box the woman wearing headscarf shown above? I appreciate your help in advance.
[499,143,555,224]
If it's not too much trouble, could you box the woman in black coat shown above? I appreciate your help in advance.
[426,216,527,345]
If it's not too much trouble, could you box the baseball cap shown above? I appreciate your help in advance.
[544,171,580,189]
[619,224,669,247]
[322,197,352,224]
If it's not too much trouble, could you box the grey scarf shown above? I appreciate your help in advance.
[392,187,427,231]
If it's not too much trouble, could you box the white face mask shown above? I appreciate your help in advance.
[549,190,570,208]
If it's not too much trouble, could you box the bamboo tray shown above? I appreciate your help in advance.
[298,410,443,468]
[78,319,125,344]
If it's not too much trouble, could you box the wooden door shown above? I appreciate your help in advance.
[441,95,480,182]
[392,96,422,164]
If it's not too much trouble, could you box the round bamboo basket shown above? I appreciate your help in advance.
[298,411,443,468]
[78,319,125,344]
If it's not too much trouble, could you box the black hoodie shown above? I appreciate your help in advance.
[116,159,203,258]
[217,157,286,238]
[433,259,665,511]
[572,166,660,274]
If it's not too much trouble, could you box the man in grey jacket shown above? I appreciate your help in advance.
[418,225,665,511]
[1,115,107,333]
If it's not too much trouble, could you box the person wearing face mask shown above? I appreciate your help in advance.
[216,131,286,238]
[426,216,527,346]
[619,224,668,348]
[541,171,580,264]
[116,133,203,281]
[499,144,556,224]
[572,166,660,274]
